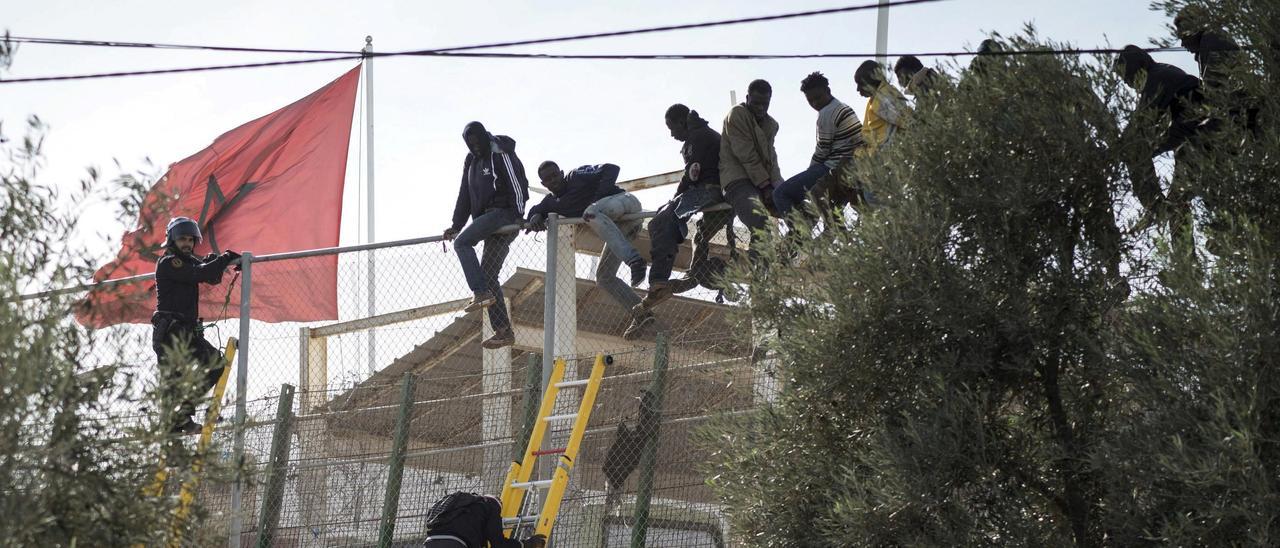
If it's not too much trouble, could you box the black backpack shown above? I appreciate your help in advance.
[425,491,487,530]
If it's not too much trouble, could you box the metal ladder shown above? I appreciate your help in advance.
[500,354,608,540]
[139,336,236,548]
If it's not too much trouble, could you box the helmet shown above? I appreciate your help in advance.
[164,217,202,248]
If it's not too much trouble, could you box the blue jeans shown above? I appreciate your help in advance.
[772,163,831,217]
[453,208,519,330]
[584,192,644,313]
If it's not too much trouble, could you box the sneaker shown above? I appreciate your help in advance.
[667,276,699,294]
[171,417,203,436]
[634,283,673,313]
[465,290,496,313]
[623,311,655,340]
[628,259,647,288]
[482,327,515,350]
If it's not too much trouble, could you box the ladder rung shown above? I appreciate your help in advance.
[544,413,578,422]
[532,447,567,456]
[555,379,590,388]
[510,479,554,490]
[503,515,540,526]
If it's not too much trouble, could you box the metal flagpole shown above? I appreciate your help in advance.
[362,36,377,376]
[875,0,890,67]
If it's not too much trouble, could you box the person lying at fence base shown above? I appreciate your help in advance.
[526,161,655,339]
[422,491,546,548]
[443,121,530,350]
[152,216,240,434]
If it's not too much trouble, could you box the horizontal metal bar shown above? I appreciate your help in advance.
[531,447,567,456]
[502,515,540,526]
[511,479,554,490]
[554,379,590,388]
[309,297,469,338]
[18,198,733,301]
[543,413,578,422]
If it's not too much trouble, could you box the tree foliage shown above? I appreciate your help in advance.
[704,2,1278,546]
[0,38,220,547]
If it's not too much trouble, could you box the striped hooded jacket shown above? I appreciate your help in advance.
[450,133,530,232]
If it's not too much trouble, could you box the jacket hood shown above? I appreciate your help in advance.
[1116,45,1154,83]
[687,110,710,131]
[494,135,517,153]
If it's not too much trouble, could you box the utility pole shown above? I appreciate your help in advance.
[362,36,377,375]
[876,0,890,67]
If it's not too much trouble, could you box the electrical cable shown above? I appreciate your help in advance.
[0,0,947,84]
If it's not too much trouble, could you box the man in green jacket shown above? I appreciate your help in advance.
[718,79,781,254]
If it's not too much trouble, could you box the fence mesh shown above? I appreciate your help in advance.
[47,202,783,547]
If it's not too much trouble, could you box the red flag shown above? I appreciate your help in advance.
[78,65,361,327]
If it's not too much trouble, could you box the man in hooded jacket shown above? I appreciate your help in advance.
[1115,45,1205,235]
[639,104,729,313]
[444,121,530,350]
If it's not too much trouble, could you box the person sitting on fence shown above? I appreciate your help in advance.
[443,121,530,350]
[423,492,546,548]
[525,161,655,339]
[641,103,728,311]
[852,60,909,206]
[717,79,783,256]
[772,71,865,218]
[151,216,240,434]
[1114,45,1206,238]
[893,54,941,97]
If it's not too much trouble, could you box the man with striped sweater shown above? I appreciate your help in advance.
[443,121,530,350]
[772,71,865,217]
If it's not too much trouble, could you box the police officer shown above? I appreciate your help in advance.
[152,217,240,434]
[423,493,546,548]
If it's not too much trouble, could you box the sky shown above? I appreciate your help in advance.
[2,0,1195,267]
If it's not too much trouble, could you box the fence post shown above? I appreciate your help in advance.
[378,373,416,548]
[230,251,253,548]
[542,214,558,394]
[255,384,295,548]
[516,353,542,460]
[630,334,670,548]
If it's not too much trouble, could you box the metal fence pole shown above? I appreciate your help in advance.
[255,384,295,548]
[378,373,416,547]
[517,352,542,461]
[542,214,559,393]
[630,334,670,548]
[230,251,253,548]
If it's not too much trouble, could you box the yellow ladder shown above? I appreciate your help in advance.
[139,336,236,548]
[500,354,608,540]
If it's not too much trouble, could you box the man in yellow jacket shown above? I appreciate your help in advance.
[854,60,909,204]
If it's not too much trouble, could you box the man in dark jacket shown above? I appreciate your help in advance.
[1175,6,1258,133]
[1115,45,1205,234]
[444,121,530,350]
[422,493,545,548]
[526,161,654,338]
[640,104,729,312]
[152,216,240,434]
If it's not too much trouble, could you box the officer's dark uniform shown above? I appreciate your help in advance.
[152,246,237,430]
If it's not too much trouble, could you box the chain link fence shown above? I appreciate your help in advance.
[31,199,784,547]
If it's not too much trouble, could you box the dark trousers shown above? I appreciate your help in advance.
[647,184,726,284]
[454,208,518,331]
[723,179,772,257]
[772,163,832,217]
[152,317,225,422]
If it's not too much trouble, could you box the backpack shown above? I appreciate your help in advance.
[425,491,487,530]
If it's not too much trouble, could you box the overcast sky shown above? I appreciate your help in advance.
[3,0,1193,264]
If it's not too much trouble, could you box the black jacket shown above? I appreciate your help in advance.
[155,250,233,321]
[677,111,721,195]
[426,497,523,548]
[451,135,530,232]
[1190,29,1242,92]
[1119,47,1204,154]
[526,163,623,220]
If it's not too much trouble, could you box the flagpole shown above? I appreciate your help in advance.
[362,36,377,376]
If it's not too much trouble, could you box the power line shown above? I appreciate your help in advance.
[0,0,945,84]
[5,35,356,55]
[418,46,1189,60]
[7,0,942,57]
